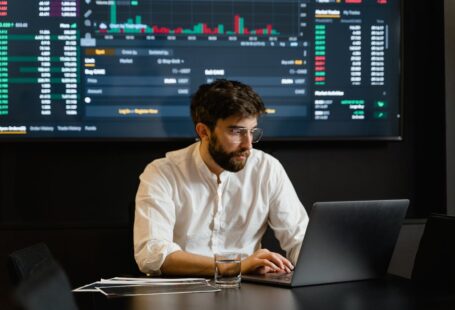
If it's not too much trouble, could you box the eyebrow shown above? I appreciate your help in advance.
[227,125,258,129]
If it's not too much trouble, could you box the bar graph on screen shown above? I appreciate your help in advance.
[91,0,300,37]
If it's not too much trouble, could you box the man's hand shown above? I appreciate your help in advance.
[241,249,294,275]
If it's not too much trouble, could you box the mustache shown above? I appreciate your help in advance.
[232,149,250,157]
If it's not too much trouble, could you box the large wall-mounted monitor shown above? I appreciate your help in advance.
[0,0,401,140]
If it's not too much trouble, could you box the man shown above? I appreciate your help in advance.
[134,79,308,276]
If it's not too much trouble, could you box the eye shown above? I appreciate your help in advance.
[230,128,243,135]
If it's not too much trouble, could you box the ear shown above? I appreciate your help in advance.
[195,123,210,141]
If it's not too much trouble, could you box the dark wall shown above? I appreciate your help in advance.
[445,0,455,215]
[0,0,446,302]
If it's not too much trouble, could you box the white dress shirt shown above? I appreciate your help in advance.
[134,142,309,274]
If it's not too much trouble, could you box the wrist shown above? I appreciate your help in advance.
[241,257,251,274]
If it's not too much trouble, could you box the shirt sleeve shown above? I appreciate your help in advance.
[267,160,309,265]
[134,163,182,275]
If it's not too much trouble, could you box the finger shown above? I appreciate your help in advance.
[275,253,294,270]
[283,259,294,271]
[259,258,280,271]
[266,253,287,270]
[256,266,267,275]
[257,266,275,275]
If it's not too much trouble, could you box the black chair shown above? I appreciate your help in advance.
[411,214,455,292]
[13,260,78,310]
[8,243,55,286]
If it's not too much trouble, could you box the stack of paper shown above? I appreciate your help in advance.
[73,277,220,296]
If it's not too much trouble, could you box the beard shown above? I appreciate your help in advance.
[208,134,250,172]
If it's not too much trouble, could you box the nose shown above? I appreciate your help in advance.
[239,131,253,149]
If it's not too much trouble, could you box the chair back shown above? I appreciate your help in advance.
[14,260,78,310]
[411,214,455,291]
[8,243,55,286]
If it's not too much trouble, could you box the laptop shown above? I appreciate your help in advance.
[242,199,409,287]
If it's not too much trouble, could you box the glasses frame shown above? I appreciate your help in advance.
[224,126,264,144]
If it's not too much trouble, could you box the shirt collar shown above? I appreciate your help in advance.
[193,142,234,185]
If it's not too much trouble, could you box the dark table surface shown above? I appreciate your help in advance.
[75,276,455,310]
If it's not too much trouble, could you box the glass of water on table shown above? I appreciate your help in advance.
[214,252,241,288]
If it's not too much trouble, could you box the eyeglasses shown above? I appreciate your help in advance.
[225,127,263,143]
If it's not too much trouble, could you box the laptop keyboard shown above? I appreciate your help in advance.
[264,272,293,282]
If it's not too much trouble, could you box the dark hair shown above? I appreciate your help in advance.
[190,79,266,130]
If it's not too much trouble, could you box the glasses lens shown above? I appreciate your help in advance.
[252,128,263,143]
